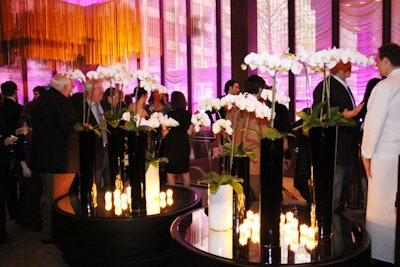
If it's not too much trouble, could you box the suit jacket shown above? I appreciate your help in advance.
[312,76,358,165]
[30,88,79,173]
[0,98,23,136]
[73,100,107,148]
[73,100,110,185]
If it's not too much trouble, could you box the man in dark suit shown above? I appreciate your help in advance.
[0,81,23,243]
[0,104,20,243]
[206,79,240,124]
[31,74,79,243]
[312,61,362,213]
[73,79,110,188]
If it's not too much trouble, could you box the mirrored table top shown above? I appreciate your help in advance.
[171,206,370,265]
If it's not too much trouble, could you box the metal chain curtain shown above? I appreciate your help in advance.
[0,0,141,67]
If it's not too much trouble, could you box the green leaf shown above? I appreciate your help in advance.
[247,128,263,139]
[228,180,243,194]
[209,183,220,194]
[73,123,86,132]
[93,128,102,138]
[296,110,311,123]
[191,166,243,194]
[107,119,121,128]
[125,120,137,131]
[312,101,325,119]
[261,126,282,140]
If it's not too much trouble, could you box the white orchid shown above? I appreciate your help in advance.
[191,113,211,133]
[243,51,303,76]
[260,89,291,104]
[122,111,131,122]
[86,70,99,80]
[151,112,179,128]
[212,119,233,136]
[297,47,375,72]
[62,69,86,83]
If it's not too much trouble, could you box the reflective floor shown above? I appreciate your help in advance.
[0,179,366,267]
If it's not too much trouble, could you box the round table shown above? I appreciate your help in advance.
[170,207,371,266]
[53,185,202,266]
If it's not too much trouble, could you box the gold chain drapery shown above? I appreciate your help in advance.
[0,0,141,66]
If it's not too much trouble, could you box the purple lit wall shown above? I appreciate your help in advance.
[0,1,396,114]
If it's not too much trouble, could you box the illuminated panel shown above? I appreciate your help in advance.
[60,0,111,7]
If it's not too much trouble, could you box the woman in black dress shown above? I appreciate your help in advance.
[164,91,193,187]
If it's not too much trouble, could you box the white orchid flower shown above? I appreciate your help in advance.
[122,111,131,122]
[212,119,233,135]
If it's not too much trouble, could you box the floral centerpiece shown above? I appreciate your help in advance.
[62,64,178,216]
[293,47,374,131]
[192,92,273,194]
[61,69,105,137]
[242,50,302,130]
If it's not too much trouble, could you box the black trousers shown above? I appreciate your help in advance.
[16,170,43,228]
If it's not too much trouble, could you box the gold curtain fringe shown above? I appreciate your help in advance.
[0,0,141,66]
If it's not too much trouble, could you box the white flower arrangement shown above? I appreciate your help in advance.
[242,51,295,129]
[197,92,272,160]
[294,47,375,131]
[243,50,303,76]
[260,89,291,105]
[191,113,211,133]
[199,93,272,122]
[121,111,179,131]
[62,69,87,83]
[297,47,375,74]
[212,119,233,136]
[85,64,166,94]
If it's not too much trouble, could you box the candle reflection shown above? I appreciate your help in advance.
[238,210,317,264]
[103,188,174,216]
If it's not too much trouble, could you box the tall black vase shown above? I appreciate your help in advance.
[79,131,97,216]
[224,156,251,210]
[126,130,147,217]
[259,138,283,264]
[226,156,250,261]
[107,124,125,188]
[309,126,337,240]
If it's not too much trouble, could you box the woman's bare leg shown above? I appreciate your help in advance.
[182,172,191,188]
[167,173,176,186]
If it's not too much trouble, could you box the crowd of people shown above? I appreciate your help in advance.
[0,43,399,266]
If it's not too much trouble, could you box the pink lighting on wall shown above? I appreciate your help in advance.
[60,0,111,7]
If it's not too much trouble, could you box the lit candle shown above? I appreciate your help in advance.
[105,191,112,211]
[166,189,173,198]
[114,189,121,203]
[160,199,167,208]
[307,227,315,240]
[299,224,308,236]
[113,189,121,215]
[286,211,294,222]
[160,191,166,201]
[115,206,122,216]
[121,193,128,210]
[280,213,286,224]
[290,218,299,230]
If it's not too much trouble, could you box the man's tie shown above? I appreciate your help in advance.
[94,102,108,146]
[345,85,356,109]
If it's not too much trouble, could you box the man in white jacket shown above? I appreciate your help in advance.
[361,42,400,265]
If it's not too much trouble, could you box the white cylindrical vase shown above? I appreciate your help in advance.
[145,162,161,215]
[208,184,233,231]
[208,228,233,258]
